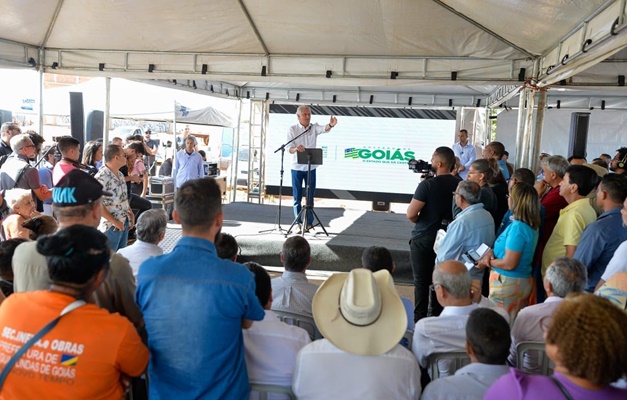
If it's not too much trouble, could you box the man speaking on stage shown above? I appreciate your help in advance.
[287,105,337,234]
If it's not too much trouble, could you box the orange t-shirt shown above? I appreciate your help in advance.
[0,291,148,399]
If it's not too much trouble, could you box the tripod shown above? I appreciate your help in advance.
[259,127,312,234]
[286,150,328,237]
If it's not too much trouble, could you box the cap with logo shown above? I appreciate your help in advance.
[52,170,112,207]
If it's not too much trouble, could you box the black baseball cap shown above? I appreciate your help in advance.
[52,170,112,207]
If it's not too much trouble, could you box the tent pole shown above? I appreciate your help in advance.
[514,88,528,168]
[104,77,111,144]
[530,89,547,173]
[38,48,44,136]
[521,87,536,169]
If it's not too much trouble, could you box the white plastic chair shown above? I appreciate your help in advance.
[516,341,553,375]
[272,309,323,340]
[428,351,471,380]
[250,383,296,400]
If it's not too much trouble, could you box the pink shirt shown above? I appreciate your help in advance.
[52,162,77,185]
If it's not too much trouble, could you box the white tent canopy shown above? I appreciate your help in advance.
[0,0,626,107]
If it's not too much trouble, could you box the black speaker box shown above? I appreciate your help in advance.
[69,92,85,151]
[568,112,590,158]
[86,110,104,142]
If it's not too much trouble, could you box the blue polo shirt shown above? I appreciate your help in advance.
[136,237,265,399]
[493,220,538,278]
[573,207,627,292]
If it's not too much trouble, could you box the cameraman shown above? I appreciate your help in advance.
[406,146,460,322]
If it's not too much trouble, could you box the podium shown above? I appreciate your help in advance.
[286,148,328,236]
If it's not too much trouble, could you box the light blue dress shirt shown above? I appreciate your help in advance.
[573,207,627,292]
[172,149,204,188]
[437,203,495,280]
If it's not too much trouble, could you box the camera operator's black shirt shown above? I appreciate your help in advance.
[411,174,460,239]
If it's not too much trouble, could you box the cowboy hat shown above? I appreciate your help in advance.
[312,269,406,356]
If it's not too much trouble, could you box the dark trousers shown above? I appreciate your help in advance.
[410,232,442,322]
[129,193,152,221]
[291,169,316,226]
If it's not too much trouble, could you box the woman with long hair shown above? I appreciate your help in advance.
[485,293,627,399]
[0,225,148,398]
[454,158,498,220]
[477,182,540,321]
[82,140,103,176]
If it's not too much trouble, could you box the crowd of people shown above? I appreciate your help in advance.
[0,116,623,399]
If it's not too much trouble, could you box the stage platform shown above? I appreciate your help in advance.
[159,201,414,285]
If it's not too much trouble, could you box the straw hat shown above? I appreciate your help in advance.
[312,269,407,356]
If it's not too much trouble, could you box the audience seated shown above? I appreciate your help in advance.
[0,225,149,398]
[135,178,264,399]
[596,271,627,310]
[21,214,58,240]
[271,236,318,317]
[12,170,144,333]
[542,165,598,276]
[412,261,508,379]
[242,262,310,394]
[361,245,415,335]
[2,188,38,239]
[117,209,167,276]
[0,239,27,297]
[508,257,587,373]
[485,293,627,400]
[215,232,239,261]
[422,308,511,399]
[574,174,627,291]
[293,269,421,399]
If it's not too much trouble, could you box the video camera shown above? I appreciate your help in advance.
[408,158,434,179]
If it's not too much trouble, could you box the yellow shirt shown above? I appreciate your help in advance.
[541,198,597,275]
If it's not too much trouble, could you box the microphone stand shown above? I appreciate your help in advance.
[259,126,312,235]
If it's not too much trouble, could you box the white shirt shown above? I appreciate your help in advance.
[452,141,477,180]
[412,298,508,377]
[243,310,310,396]
[287,123,327,171]
[601,240,627,281]
[271,271,319,318]
[116,240,164,276]
[422,363,510,400]
[293,339,421,400]
[508,296,563,374]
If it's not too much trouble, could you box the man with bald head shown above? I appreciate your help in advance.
[412,260,507,378]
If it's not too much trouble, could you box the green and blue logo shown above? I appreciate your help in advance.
[344,147,415,163]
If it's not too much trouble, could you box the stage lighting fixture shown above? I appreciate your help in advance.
[408,97,412,106]
[333,95,337,103]
[326,70,332,78]
[261,66,267,76]
[451,71,457,81]
[148,64,155,73]
[99,63,105,71]
[296,93,300,101]
[27,58,36,67]
[201,64,208,74]
[601,100,606,110]
[619,75,625,86]
[390,71,398,79]
[369,95,374,104]
[51,62,59,69]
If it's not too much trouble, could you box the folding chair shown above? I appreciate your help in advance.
[516,341,553,375]
[400,330,414,350]
[428,351,470,380]
[250,383,296,400]
[272,309,323,340]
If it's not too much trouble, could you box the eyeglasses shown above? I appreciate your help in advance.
[452,191,461,196]
[24,144,35,149]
